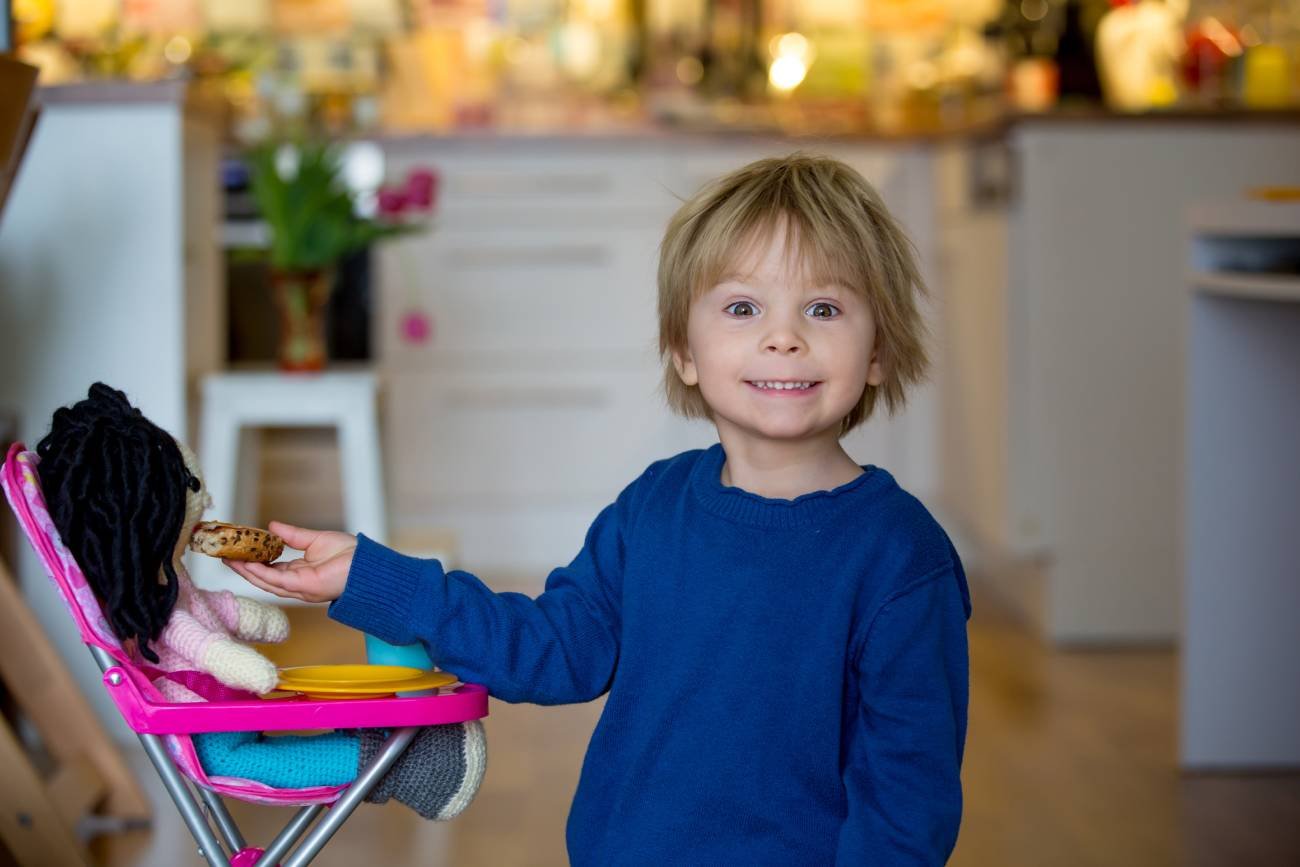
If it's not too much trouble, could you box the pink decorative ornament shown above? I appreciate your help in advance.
[400,310,433,345]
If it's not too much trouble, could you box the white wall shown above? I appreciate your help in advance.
[1012,123,1300,644]
[0,91,207,738]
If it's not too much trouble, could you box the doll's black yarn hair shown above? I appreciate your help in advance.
[35,383,198,663]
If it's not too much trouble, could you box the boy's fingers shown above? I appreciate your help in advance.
[234,559,283,585]
[225,561,307,602]
[222,559,264,585]
[221,559,251,580]
[225,559,300,592]
[223,560,271,590]
[268,521,324,551]
[248,577,305,602]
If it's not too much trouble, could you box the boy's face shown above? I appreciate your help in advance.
[672,223,883,449]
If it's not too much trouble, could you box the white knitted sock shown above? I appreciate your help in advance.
[437,720,487,820]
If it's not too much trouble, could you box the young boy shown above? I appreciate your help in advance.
[229,153,972,865]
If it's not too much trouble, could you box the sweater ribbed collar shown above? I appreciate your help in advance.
[688,443,892,529]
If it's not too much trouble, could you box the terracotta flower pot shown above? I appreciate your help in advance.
[270,267,332,372]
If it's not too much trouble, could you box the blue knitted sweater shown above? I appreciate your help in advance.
[331,444,972,865]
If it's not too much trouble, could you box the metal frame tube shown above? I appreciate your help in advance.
[281,728,418,867]
[90,646,228,865]
[138,731,231,866]
[254,805,325,867]
[198,785,246,854]
[89,645,426,867]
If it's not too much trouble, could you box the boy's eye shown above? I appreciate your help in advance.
[807,302,840,319]
[724,301,758,317]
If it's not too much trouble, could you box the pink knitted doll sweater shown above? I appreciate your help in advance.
[149,442,288,703]
[151,568,288,702]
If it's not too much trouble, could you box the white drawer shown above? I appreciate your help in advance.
[382,145,676,217]
[380,139,906,216]
[383,362,692,512]
[377,225,661,365]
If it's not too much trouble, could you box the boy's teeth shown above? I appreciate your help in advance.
[754,381,813,390]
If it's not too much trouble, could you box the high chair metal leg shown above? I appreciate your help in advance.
[198,784,246,853]
[138,730,231,867]
[280,727,419,867]
[88,646,230,866]
[254,804,325,867]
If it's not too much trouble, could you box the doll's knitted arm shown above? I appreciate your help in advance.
[191,585,289,644]
[234,596,290,643]
[160,608,280,694]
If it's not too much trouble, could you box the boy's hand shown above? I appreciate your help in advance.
[223,521,356,604]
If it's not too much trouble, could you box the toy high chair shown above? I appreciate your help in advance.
[2,444,489,867]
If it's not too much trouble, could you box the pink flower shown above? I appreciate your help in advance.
[405,168,439,212]
[400,310,433,345]
[377,186,409,218]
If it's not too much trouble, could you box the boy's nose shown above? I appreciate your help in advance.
[761,307,809,354]
[763,330,806,355]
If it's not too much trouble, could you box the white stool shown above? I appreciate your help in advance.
[190,370,387,601]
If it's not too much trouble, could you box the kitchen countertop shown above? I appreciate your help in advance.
[35,79,1300,143]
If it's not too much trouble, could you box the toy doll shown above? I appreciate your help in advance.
[35,383,485,818]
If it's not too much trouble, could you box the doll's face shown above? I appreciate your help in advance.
[173,440,211,566]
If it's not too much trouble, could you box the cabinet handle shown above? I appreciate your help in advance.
[444,385,611,410]
[449,173,614,198]
[447,244,610,269]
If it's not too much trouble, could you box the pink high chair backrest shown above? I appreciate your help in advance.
[1,442,348,805]
[2,444,131,658]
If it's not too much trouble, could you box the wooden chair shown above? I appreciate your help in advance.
[0,555,151,866]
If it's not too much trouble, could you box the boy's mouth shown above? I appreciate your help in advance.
[746,380,822,394]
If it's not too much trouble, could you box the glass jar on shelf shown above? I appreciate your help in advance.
[1239,2,1295,108]
[1095,0,1184,111]
[1180,0,1245,108]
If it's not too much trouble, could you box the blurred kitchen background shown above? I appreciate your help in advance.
[1,0,1299,864]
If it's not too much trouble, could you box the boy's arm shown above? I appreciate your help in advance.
[837,563,971,866]
[328,494,631,706]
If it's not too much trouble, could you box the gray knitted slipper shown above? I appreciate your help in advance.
[357,721,487,820]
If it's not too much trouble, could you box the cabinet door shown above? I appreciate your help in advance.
[383,362,712,570]
[382,147,677,220]
[378,224,662,366]
[386,361,682,504]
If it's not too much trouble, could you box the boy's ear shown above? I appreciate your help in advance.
[865,351,885,387]
[672,347,699,387]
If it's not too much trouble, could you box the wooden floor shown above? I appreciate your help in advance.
[91,573,1300,867]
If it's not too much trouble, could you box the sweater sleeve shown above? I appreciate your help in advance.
[327,486,633,706]
[837,562,971,865]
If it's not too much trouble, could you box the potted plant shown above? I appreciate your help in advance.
[244,139,434,371]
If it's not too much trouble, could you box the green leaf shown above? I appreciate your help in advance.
[243,137,424,271]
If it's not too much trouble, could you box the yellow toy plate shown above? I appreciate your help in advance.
[1247,186,1300,202]
[276,665,458,699]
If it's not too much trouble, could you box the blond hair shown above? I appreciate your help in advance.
[656,152,929,435]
